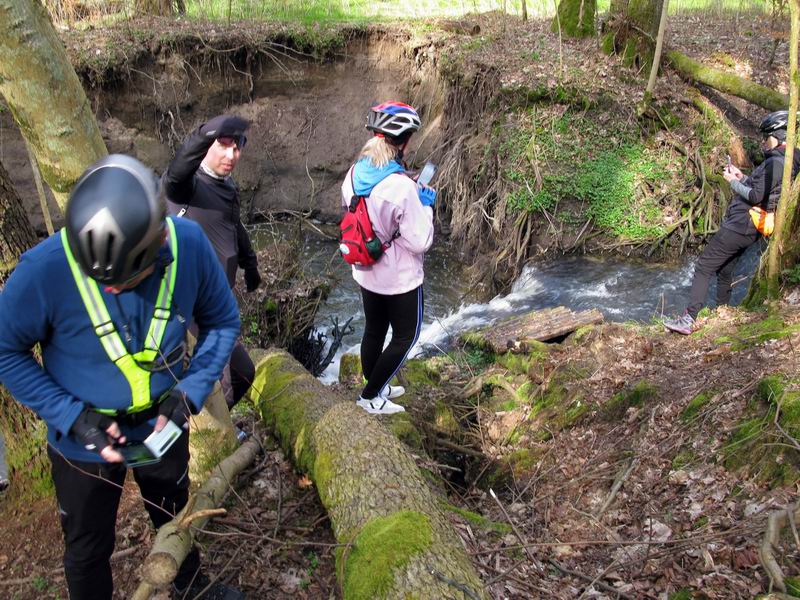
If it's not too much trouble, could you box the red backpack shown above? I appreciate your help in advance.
[339,168,395,266]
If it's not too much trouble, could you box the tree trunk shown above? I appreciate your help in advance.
[644,0,669,99]
[0,160,50,502]
[766,0,799,298]
[0,160,37,283]
[552,0,596,38]
[666,50,790,112]
[602,0,662,72]
[135,0,173,16]
[0,0,106,210]
[250,349,487,600]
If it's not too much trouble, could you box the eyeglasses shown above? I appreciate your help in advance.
[216,135,247,149]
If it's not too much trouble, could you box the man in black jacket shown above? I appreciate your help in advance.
[665,110,800,334]
[163,115,260,407]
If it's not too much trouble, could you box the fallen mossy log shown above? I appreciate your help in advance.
[133,437,261,598]
[667,50,789,111]
[251,348,487,600]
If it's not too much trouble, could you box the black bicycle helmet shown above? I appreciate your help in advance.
[65,154,165,285]
[366,101,421,143]
[759,110,789,142]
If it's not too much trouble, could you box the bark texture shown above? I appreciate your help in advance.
[251,349,486,600]
[0,159,37,282]
[0,161,48,501]
[552,0,596,37]
[603,0,662,72]
[667,50,790,111]
[0,0,106,209]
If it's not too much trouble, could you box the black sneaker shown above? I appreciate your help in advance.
[173,572,245,600]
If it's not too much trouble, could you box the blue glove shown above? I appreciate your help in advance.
[418,185,436,208]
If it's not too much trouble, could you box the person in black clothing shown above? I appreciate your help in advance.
[665,110,800,334]
[163,114,260,407]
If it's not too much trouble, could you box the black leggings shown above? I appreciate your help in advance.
[360,285,424,399]
[686,226,760,318]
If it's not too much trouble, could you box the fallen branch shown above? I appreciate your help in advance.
[595,456,637,518]
[759,503,800,593]
[667,50,789,111]
[134,437,260,596]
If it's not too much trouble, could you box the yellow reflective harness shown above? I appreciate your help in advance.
[60,217,178,414]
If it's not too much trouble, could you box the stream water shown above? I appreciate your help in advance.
[260,224,765,384]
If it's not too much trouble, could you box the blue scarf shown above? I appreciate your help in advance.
[352,158,405,196]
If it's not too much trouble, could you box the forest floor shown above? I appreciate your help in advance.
[0,8,796,600]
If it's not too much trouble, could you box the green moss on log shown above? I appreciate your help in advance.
[667,50,789,112]
[339,353,363,385]
[251,350,487,599]
[340,511,433,600]
[386,413,424,451]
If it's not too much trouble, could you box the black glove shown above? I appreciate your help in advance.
[158,389,195,429]
[70,407,116,454]
[200,115,249,142]
[245,267,262,292]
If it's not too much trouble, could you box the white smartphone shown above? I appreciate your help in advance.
[417,161,437,187]
[144,419,183,458]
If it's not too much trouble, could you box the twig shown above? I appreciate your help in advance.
[595,456,637,518]
[179,508,226,529]
[759,504,800,593]
[548,559,635,600]
[489,489,541,570]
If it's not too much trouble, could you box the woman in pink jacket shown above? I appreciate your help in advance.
[341,102,435,415]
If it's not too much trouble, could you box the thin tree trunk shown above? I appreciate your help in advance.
[766,0,799,298]
[250,349,487,599]
[0,0,106,210]
[521,0,528,21]
[644,0,670,99]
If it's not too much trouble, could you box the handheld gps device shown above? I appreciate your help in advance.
[117,420,183,468]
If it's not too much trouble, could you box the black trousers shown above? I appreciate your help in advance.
[48,432,200,600]
[226,340,256,409]
[360,285,424,399]
[687,226,760,318]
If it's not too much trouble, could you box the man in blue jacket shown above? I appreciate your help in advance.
[0,155,243,600]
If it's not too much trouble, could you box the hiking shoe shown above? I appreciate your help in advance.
[357,396,406,415]
[173,572,245,600]
[384,385,405,399]
[664,313,696,335]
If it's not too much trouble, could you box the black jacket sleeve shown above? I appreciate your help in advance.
[237,220,258,271]
[747,156,784,208]
[162,127,215,204]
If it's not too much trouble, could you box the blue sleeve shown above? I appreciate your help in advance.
[0,252,84,435]
[176,230,241,411]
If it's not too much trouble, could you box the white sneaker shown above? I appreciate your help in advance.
[384,385,405,399]
[357,396,406,415]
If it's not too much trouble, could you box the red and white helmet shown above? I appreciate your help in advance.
[366,102,421,141]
